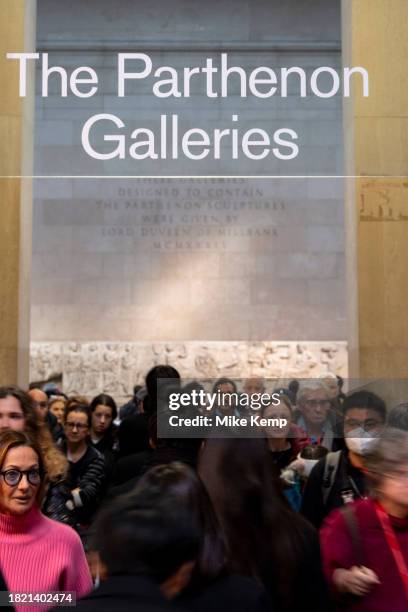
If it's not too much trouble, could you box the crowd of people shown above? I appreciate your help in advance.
[0,367,407,611]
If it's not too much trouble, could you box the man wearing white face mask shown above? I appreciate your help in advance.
[301,391,386,528]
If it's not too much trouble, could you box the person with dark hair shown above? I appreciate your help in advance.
[321,428,408,611]
[199,438,329,612]
[89,394,118,482]
[115,366,181,469]
[113,417,152,486]
[62,404,106,529]
[144,365,181,415]
[388,403,408,431]
[0,430,92,603]
[114,366,181,480]
[119,385,145,420]
[132,463,271,612]
[107,412,202,499]
[288,379,299,403]
[77,487,199,611]
[301,390,387,528]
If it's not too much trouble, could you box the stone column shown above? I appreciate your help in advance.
[0,0,36,385]
[342,0,408,380]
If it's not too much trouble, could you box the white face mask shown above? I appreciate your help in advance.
[345,427,380,456]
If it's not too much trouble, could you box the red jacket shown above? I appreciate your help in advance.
[320,498,408,611]
[289,423,309,456]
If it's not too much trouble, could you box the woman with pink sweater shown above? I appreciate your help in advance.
[0,430,92,611]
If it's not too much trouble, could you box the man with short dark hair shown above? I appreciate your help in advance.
[76,494,199,611]
[301,390,386,528]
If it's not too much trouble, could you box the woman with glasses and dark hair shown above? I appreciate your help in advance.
[62,403,106,530]
[0,430,92,607]
[0,385,71,525]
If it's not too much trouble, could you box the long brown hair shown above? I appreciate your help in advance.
[0,430,46,504]
[199,438,314,609]
[0,386,67,481]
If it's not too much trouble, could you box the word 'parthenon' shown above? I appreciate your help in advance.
[7,52,369,100]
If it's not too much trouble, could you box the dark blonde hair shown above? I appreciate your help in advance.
[0,430,46,504]
[0,386,67,481]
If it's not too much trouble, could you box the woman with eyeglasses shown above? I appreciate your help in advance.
[0,386,72,525]
[0,430,92,610]
[62,404,106,530]
[321,427,408,611]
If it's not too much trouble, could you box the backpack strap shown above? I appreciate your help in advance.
[340,504,365,567]
[322,450,341,506]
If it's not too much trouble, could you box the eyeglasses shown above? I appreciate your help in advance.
[0,468,42,486]
[65,421,88,431]
[33,401,48,408]
[304,400,331,408]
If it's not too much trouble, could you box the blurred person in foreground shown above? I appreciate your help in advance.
[0,430,92,611]
[77,485,199,611]
[321,427,408,611]
[130,462,272,612]
[388,403,408,431]
[199,437,330,612]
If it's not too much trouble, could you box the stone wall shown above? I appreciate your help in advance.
[30,1,346,388]
[32,0,345,345]
[30,340,347,404]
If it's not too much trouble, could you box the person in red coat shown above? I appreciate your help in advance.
[320,427,408,611]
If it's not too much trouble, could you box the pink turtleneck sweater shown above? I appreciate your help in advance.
[0,505,92,612]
